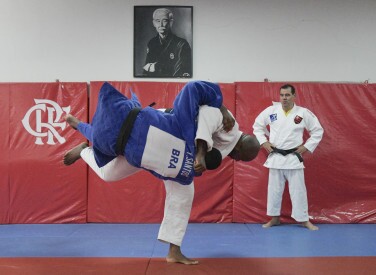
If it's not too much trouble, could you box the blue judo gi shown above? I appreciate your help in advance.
[77,81,223,185]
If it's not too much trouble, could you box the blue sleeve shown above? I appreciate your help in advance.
[172,81,223,147]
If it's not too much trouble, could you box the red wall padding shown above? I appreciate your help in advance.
[87,82,235,223]
[234,82,376,223]
[0,83,88,223]
[0,85,10,224]
[1,81,375,224]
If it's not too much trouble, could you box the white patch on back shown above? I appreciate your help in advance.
[141,126,185,178]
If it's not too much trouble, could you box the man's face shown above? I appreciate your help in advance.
[280,87,295,110]
[153,11,172,35]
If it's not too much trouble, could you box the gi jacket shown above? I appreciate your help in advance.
[91,81,223,185]
[144,33,192,77]
[253,103,323,169]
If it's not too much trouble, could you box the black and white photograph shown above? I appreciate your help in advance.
[134,6,193,78]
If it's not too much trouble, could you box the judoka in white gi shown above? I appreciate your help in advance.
[253,84,323,230]
[64,81,260,264]
[157,105,259,265]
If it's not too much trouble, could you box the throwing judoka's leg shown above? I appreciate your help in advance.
[158,180,198,265]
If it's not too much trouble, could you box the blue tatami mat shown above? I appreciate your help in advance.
[0,224,160,257]
[0,223,375,258]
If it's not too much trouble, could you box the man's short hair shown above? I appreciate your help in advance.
[242,135,260,162]
[153,8,174,21]
[280,84,296,95]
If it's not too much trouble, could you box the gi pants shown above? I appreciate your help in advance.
[267,168,309,222]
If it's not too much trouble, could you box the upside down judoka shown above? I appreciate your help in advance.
[74,81,223,185]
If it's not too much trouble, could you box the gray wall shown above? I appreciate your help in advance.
[1,0,375,83]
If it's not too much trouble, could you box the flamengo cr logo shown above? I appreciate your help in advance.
[22,99,71,145]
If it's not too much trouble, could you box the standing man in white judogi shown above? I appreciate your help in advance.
[253,84,323,230]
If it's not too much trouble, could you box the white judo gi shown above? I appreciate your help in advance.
[80,105,242,246]
[253,102,323,222]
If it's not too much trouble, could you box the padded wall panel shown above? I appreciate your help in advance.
[87,82,235,223]
[8,83,88,223]
[0,84,10,224]
[233,82,271,223]
[234,82,376,223]
[190,83,235,222]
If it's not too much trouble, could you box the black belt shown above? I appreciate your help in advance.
[115,107,141,155]
[271,147,303,162]
[164,108,173,113]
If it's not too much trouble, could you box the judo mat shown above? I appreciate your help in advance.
[1,224,376,274]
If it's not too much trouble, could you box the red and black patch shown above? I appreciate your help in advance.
[294,115,303,124]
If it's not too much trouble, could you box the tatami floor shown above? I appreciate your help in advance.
[1,223,376,274]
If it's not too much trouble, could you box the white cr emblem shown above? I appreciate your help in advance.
[22,99,71,145]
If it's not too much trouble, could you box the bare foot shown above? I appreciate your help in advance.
[166,244,199,265]
[63,142,88,166]
[262,217,281,228]
[65,114,80,130]
[302,221,319,230]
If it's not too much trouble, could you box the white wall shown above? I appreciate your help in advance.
[1,0,375,83]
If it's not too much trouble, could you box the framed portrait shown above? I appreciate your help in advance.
[134,6,193,78]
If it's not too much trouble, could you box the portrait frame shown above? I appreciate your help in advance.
[133,5,193,78]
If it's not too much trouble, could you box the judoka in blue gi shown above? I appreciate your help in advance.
[64,81,227,184]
